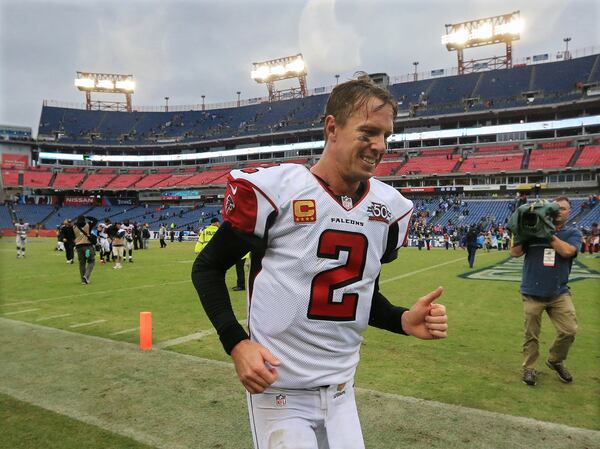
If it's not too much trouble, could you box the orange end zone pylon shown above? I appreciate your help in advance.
[140,311,152,350]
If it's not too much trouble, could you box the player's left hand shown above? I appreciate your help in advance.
[401,287,447,340]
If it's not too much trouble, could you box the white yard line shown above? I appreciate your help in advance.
[380,252,492,285]
[110,327,139,336]
[2,308,40,316]
[36,313,72,322]
[69,319,107,328]
[154,320,247,349]
[2,279,190,306]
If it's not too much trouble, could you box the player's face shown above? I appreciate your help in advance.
[330,98,394,183]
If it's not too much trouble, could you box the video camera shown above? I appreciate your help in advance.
[507,200,560,244]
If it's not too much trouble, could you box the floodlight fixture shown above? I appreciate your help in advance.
[442,11,522,74]
[74,71,135,111]
[250,54,308,101]
[251,54,307,83]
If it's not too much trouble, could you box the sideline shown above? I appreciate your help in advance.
[2,317,598,449]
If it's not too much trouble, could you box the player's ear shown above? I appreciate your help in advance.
[324,115,337,142]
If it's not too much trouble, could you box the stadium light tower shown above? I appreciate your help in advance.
[251,53,307,102]
[74,72,135,112]
[563,37,572,60]
[442,11,523,74]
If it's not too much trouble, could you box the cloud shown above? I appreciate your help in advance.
[298,0,362,75]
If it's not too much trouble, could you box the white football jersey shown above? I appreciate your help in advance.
[97,223,108,239]
[15,222,30,237]
[122,224,134,239]
[224,164,413,388]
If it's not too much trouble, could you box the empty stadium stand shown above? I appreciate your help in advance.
[397,153,456,175]
[52,172,86,189]
[458,154,523,173]
[528,147,577,169]
[575,145,600,167]
[0,205,14,228]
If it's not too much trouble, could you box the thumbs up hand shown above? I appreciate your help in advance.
[401,287,447,340]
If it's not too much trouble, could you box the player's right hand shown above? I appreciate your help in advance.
[230,339,281,394]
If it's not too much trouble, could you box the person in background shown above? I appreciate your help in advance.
[194,217,220,253]
[510,196,581,387]
[159,224,167,248]
[142,224,151,249]
[232,252,250,291]
[73,215,98,284]
[122,219,135,263]
[465,225,480,268]
[58,219,75,264]
[107,221,125,269]
[15,218,30,258]
[97,219,112,264]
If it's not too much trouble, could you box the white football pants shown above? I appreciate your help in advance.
[248,382,364,449]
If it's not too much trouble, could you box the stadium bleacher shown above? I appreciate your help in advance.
[574,145,600,167]
[528,147,576,169]
[52,172,86,189]
[433,200,513,229]
[13,204,56,226]
[36,54,600,145]
[0,204,14,228]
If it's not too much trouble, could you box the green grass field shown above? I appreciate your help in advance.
[1,237,599,449]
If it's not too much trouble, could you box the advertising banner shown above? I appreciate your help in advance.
[63,196,96,206]
[2,153,28,169]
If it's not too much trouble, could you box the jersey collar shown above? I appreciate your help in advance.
[309,171,370,211]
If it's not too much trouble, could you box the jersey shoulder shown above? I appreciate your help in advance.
[229,164,311,207]
[369,178,413,222]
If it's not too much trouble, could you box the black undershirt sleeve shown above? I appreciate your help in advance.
[191,222,261,354]
[368,276,409,335]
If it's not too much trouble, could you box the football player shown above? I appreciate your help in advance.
[122,219,135,262]
[192,79,448,449]
[15,218,30,258]
[97,219,112,264]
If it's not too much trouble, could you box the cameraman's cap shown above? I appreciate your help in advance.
[210,217,219,224]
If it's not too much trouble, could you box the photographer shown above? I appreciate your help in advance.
[510,197,582,386]
[73,215,98,285]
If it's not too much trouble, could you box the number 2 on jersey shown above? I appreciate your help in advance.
[308,230,368,321]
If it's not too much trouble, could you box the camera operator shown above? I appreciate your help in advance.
[510,197,582,386]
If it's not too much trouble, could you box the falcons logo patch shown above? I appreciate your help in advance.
[225,194,235,214]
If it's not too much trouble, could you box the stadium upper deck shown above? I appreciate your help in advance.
[37,54,600,147]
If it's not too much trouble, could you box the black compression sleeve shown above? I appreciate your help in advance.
[191,222,257,354]
[368,277,409,335]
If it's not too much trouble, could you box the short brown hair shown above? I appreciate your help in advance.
[554,196,571,205]
[323,79,397,140]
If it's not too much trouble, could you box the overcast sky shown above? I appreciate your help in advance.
[0,0,598,134]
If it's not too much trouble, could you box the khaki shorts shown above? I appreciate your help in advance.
[112,246,125,257]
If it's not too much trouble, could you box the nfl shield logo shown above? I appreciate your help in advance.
[275,394,287,407]
[341,195,353,210]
